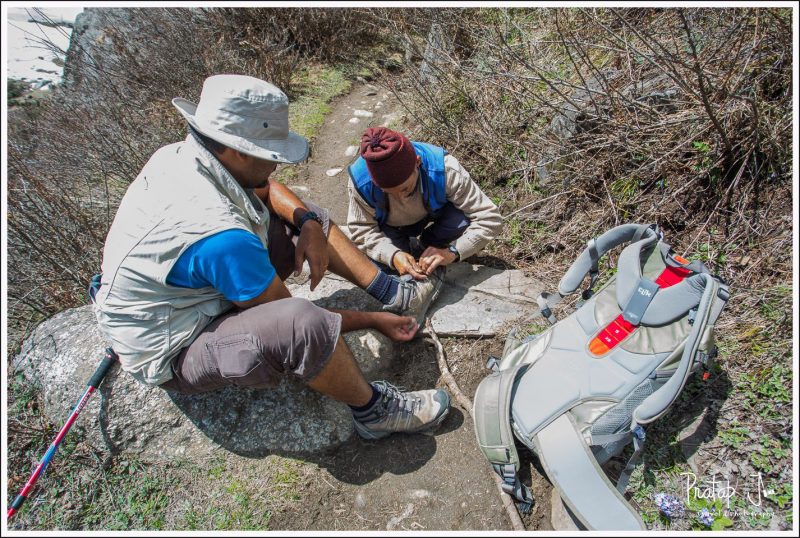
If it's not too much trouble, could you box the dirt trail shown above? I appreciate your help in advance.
[289,81,402,224]
[259,82,549,531]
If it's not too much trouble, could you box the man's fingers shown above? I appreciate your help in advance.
[309,256,327,291]
[309,271,322,291]
[425,257,442,275]
[420,246,436,258]
[409,267,427,280]
[407,320,420,336]
[293,243,305,276]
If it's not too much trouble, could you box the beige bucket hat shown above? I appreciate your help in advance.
[172,74,309,164]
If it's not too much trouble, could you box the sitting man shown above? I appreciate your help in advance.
[346,127,503,305]
[92,75,450,440]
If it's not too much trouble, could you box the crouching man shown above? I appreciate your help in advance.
[346,127,503,315]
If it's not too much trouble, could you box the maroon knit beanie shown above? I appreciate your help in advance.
[360,127,416,189]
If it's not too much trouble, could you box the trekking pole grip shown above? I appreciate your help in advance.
[87,348,118,389]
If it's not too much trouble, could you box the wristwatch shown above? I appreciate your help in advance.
[297,210,323,229]
[447,244,460,262]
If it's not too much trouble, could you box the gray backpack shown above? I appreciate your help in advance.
[473,223,729,530]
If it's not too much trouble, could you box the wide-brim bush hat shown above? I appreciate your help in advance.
[172,74,309,164]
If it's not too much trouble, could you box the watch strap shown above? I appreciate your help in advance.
[298,210,322,229]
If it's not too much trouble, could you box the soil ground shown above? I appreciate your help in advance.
[266,81,546,531]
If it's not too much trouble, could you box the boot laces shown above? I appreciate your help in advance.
[373,381,420,416]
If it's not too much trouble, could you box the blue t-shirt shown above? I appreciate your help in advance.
[167,228,276,302]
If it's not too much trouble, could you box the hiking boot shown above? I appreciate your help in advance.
[382,266,446,325]
[353,381,451,440]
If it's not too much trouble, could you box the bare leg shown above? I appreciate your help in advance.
[326,221,380,289]
[306,335,373,407]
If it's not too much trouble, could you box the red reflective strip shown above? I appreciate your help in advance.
[590,265,690,356]
[607,318,631,341]
[654,265,691,288]
[611,316,635,335]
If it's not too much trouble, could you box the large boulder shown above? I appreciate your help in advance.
[12,276,392,462]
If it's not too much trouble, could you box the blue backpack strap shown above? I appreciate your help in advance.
[412,141,448,216]
[87,273,102,304]
[348,157,388,225]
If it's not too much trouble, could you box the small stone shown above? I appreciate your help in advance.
[349,117,360,124]
[429,263,545,336]
[326,168,343,177]
[355,492,367,509]
[345,145,359,157]
[353,109,374,118]
[360,100,367,104]
[365,90,378,96]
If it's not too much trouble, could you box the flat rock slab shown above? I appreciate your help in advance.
[429,263,545,336]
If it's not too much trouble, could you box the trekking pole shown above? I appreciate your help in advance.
[7,347,118,520]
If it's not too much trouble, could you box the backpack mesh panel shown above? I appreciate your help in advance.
[591,379,657,437]
[590,379,658,463]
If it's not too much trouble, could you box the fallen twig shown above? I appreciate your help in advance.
[424,319,526,532]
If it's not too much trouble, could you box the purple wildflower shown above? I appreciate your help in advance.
[653,492,685,519]
[698,508,714,527]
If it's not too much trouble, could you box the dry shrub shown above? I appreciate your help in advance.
[376,8,792,291]
[204,8,384,95]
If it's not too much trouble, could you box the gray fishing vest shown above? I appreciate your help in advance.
[93,134,270,386]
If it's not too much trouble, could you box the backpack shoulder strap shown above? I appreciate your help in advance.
[533,413,646,530]
[633,273,727,425]
[473,363,533,511]
[536,223,659,324]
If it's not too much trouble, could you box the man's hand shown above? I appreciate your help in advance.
[418,246,457,275]
[371,312,419,342]
[294,220,328,291]
[392,251,427,280]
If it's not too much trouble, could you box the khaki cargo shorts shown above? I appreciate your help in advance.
[161,201,342,394]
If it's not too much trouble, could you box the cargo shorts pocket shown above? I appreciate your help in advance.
[208,335,280,389]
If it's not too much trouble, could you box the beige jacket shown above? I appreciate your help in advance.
[347,154,502,266]
[93,134,270,386]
